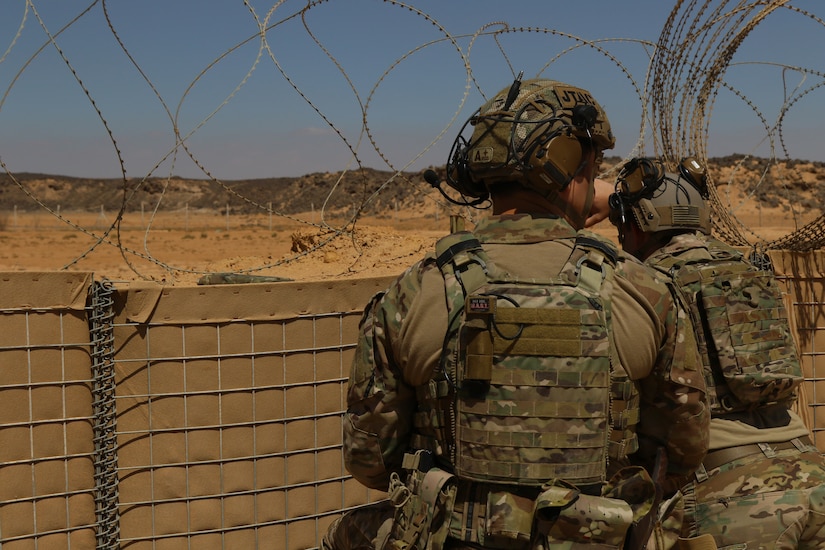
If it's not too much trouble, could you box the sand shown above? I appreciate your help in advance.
[0,195,818,286]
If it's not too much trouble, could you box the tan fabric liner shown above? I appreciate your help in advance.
[113,275,397,324]
[0,271,93,310]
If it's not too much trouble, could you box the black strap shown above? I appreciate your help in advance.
[435,237,482,269]
[575,235,618,265]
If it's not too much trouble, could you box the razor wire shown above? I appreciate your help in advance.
[649,0,825,251]
[0,0,824,283]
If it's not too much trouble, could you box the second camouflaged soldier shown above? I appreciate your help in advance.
[607,156,825,549]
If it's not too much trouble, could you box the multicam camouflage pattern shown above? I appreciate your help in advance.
[700,268,802,406]
[650,492,686,550]
[681,445,825,549]
[484,488,534,544]
[646,232,803,414]
[386,467,457,550]
[343,283,418,491]
[448,237,615,486]
[322,488,684,550]
[643,231,825,550]
[340,214,708,549]
[538,487,634,547]
[465,79,615,191]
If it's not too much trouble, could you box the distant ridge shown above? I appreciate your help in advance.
[2,155,823,214]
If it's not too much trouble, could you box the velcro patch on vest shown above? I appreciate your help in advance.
[467,295,496,315]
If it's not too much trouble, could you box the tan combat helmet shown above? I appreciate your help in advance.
[609,156,711,234]
[445,77,615,203]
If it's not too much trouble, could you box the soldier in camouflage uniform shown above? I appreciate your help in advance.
[324,79,709,550]
[606,156,825,549]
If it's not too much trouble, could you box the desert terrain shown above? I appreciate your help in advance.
[0,208,450,285]
[1,157,823,286]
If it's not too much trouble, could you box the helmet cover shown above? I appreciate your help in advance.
[610,157,711,234]
[446,78,615,199]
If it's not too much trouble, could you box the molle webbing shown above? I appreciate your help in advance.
[654,251,802,414]
[411,379,453,456]
[464,303,593,380]
[609,375,641,458]
[417,230,641,488]
[575,236,640,461]
[699,268,802,409]
[454,235,617,486]
[411,231,492,464]
[652,253,746,412]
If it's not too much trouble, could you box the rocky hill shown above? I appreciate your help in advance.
[2,155,824,215]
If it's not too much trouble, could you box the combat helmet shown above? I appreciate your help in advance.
[608,156,711,234]
[445,76,615,205]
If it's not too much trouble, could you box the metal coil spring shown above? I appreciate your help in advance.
[88,279,120,549]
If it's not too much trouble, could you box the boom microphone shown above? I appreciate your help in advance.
[425,168,489,208]
[423,169,441,188]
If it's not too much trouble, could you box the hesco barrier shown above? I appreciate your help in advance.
[1,251,824,549]
[0,273,394,550]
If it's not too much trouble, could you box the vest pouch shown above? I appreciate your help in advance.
[535,482,633,549]
[483,490,533,549]
[700,270,802,407]
[387,469,456,550]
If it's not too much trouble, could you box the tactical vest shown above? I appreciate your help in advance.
[410,230,641,488]
[652,244,802,415]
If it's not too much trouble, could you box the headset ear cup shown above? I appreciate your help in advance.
[532,133,583,189]
[679,156,708,197]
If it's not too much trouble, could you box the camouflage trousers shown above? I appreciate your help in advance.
[680,440,825,549]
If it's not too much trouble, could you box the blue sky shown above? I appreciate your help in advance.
[1,0,822,179]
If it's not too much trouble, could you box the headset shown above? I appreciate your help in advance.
[520,103,599,197]
[678,156,709,197]
[608,156,711,239]
[608,157,666,227]
[431,76,609,208]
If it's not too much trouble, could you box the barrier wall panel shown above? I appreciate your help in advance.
[5,256,825,549]
[0,273,97,549]
[771,250,825,450]
[110,277,393,550]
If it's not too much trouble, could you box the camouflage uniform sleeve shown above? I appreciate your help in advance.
[342,263,424,490]
[636,277,709,492]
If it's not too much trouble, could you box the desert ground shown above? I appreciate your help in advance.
[0,207,452,285]
[0,195,818,286]
[2,158,822,285]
